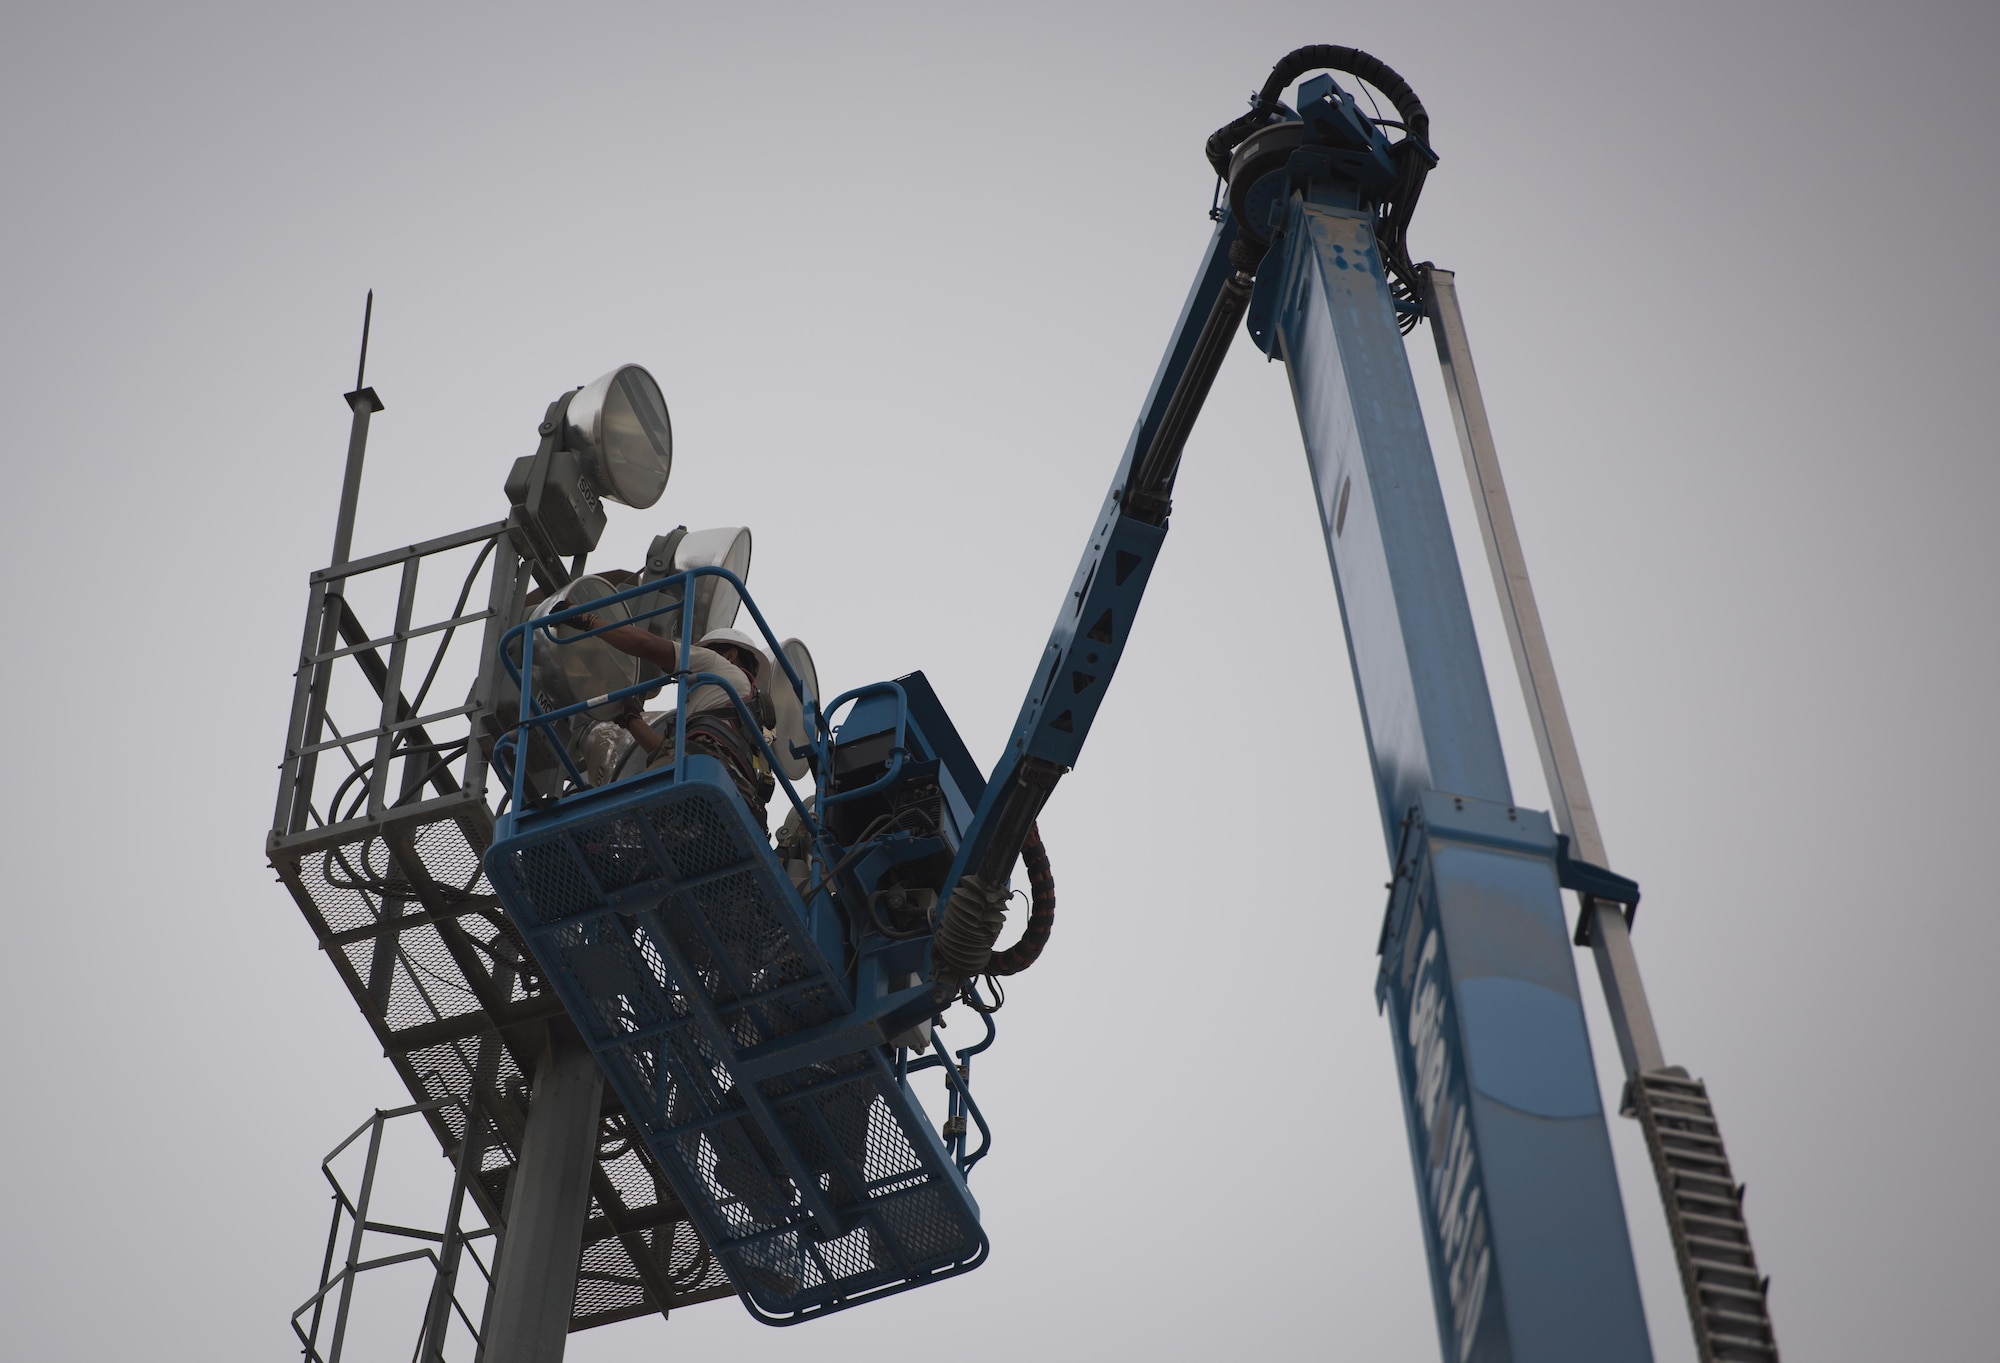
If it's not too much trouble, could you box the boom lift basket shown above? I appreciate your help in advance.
[484,573,987,1322]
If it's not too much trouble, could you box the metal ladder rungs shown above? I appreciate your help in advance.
[1705,1306,1778,1330]
[1680,1211,1751,1236]
[1669,1165,1736,1188]
[1674,1186,1746,1210]
[1660,1147,1732,1170]
[1684,1233,1758,1262]
[1655,1123,1725,1144]
[1633,1069,1778,1361]
[1697,1280,1770,1306]
[1642,1071,1710,1094]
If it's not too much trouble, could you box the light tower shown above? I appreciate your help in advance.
[270,299,734,1360]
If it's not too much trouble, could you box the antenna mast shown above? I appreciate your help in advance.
[330,289,383,568]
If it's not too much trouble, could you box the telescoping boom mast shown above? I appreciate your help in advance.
[942,44,1779,1363]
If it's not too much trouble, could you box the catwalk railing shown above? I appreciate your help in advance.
[270,526,736,1331]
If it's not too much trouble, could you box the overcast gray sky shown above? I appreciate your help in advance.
[3,2,1996,1359]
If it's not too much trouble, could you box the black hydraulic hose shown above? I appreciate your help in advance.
[1260,46,1427,141]
[987,823,1054,977]
[1204,45,1436,329]
[1205,44,1429,178]
[1126,263,1255,523]
[933,821,1056,994]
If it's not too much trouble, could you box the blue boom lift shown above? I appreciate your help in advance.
[472,44,1777,1362]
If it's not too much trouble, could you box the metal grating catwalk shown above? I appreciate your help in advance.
[485,756,987,1323]
[271,795,737,1329]
[267,515,739,1331]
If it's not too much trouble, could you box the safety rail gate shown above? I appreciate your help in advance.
[485,568,988,1322]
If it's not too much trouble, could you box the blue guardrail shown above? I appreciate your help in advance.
[484,754,986,1323]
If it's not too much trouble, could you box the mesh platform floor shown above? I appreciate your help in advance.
[270,792,736,1330]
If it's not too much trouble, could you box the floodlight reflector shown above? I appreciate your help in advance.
[566,365,673,508]
[772,637,817,780]
[530,575,640,720]
[673,526,753,639]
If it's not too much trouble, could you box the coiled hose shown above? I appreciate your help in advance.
[1204,44,1435,327]
[932,821,1057,992]
[989,823,1054,977]
[1204,44,1429,179]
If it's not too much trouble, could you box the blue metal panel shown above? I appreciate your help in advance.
[1019,511,1167,768]
[1273,202,1510,853]
[834,671,985,842]
[1378,794,1651,1362]
[1273,204,1651,1360]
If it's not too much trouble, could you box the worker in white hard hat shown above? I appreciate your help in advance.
[562,609,777,824]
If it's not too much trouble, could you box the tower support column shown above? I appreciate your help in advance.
[478,1027,603,1363]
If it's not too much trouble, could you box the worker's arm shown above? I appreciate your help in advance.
[567,608,679,670]
[621,711,665,755]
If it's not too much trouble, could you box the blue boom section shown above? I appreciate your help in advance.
[1273,200,1510,849]
[1377,794,1649,1360]
[942,215,1238,890]
[1258,91,1654,1362]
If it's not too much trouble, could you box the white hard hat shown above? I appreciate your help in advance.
[698,626,768,681]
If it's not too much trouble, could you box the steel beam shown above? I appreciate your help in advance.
[325,1112,387,1363]
[1272,201,1651,1362]
[420,1108,486,1362]
[331,385,383,569]
[477,1029,604,1363]
[1275,205,1509,851]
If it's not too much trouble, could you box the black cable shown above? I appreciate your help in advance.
[1205,45,1436,331]
[326,759,376,826]
[987,822,1055,977]
[321,839,485,906]
[408,536,499,717]
[961,974,1005,1015]
[803,806,931,899]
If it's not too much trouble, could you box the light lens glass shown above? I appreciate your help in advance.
[567,365,672,507]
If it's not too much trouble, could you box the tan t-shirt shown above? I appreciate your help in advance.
[678,644,756,720]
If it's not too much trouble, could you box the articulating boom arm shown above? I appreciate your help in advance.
[942,216,1250,897]
[943,40,1440,898]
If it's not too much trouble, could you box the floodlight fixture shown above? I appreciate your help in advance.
[633,525,754,659]
[771,637,818,780]
[505,363,675,576]
[529,574,640,721]
[565,365,672,509]
[673,526,753,639]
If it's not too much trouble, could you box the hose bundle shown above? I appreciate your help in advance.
[1205,44,1436,329]
[932,822,1058,994]
[988,824,1055,977]
[932,873,1009,989]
